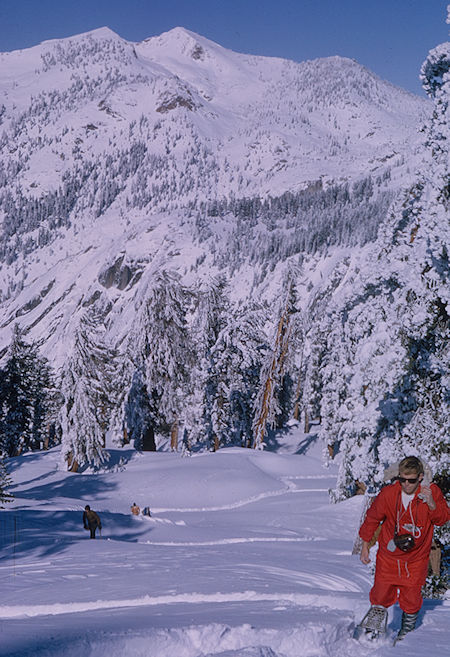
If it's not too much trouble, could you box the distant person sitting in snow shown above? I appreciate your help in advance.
[131,503,140,516]
[83,505,102,539]
[142,506,152,517]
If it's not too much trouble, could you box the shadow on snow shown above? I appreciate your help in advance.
[0,509,152,559]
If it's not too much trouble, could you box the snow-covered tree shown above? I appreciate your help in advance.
[320,29,450,499]
[124,367,158,451]
[0,325,33,457]
[130,270,194,449]
[209,301,267,449]
[0,325,58,456]
[190,275,230,450]
[59,309,115,470]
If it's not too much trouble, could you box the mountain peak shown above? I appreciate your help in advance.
[36,26,123,50]
[157,26,203,41]
[139,26,224,62]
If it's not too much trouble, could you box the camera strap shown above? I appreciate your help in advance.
[396,488,420,538]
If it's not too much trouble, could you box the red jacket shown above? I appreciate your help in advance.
[360,481,449,566]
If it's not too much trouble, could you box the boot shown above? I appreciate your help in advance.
[394,611,418,643]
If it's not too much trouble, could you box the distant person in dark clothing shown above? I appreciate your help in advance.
[83,505,101,539]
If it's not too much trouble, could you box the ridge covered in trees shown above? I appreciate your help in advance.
[0,19,448,541]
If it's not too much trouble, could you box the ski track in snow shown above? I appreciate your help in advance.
[0,590,357,620]
[151,485,330,513]
[142,536,325,546]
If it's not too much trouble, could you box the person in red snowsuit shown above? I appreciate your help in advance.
[359,456,449,641]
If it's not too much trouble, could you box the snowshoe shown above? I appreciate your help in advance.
[353,605,388,641]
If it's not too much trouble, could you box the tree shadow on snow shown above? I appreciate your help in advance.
[8,468,59,491]
[7,446,137,477]
[6,450,58,475]
[10,469,117,503]
[78,448,138,473]
[0,509,152,559]
[263,426,291,451]
[9,449,139,504]
[294,432,319,455]
[264,425,320,455]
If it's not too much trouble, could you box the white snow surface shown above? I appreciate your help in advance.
[0,25,430,366]
[1,429,449,656]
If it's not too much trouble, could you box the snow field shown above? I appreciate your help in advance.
[0,430,449,656]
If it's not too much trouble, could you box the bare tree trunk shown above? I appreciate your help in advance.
[43,426,50,450]
[66,451,79,472]
[170,420,178,451]
[304,409,310,434]
[293,373,302,420]
[122,426,130,444]
[355,479,367,495]
[253,299,292,449]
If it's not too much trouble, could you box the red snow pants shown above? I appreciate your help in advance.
[369,551,427,614]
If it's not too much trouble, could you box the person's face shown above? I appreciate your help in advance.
[398,470,423,494]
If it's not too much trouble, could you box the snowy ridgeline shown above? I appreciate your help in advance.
[0,434,449,657]
[0,24,426,273]
[0,25,449,504]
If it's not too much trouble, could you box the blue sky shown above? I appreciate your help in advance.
[0,0,448,95]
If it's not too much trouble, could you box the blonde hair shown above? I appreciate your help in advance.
[398,456,424,475]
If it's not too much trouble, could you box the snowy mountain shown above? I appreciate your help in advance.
[0,26,428,356]
[2,25,447,476]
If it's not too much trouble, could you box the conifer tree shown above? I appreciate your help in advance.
[0,324,58,455]
[108,350,134,446]
[193,275,230,450]
[210,301,267,449]
[124,368,158,451]
[59,309,114,470]
[322,25,450,499]
[0,324,34,456]
[130,270,194,450]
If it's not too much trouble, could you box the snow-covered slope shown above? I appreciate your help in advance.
[1,429,448,656]
[0,26,427,195]
[0,26,429,364]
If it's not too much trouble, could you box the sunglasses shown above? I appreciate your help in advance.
[398,476,420,484]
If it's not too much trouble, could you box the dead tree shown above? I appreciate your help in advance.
[170,420,178,451]
[252,295,293,449]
